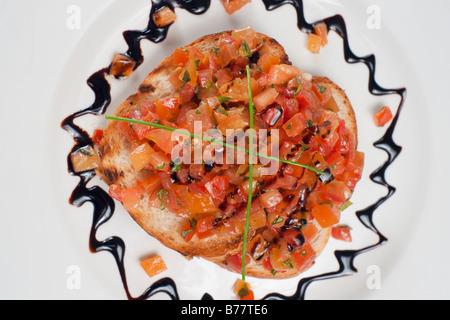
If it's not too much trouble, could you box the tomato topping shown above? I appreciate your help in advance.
[260,190,283,209]
[233,279,254,300]
[152,7,177,28]
[92,129,104,145]
[269,64,302,85]
[205,176,230,200]
[107,27,365,277]
[109,54,136,78]
[374,106,393,127]
[122,189,142,211]
[173,48,189,67]
[140,255,167,278]
[321,180,352,205]
[220,0,251,15]
[307,34,323,54]
[196,216,218,239]
[311,203,341,228]
[226,253,251,273]
[283,112,307,137]
[314,22,328,46]
[253,87,279,112]
[292,243,316,273]
[331,226,352,242]
[188,193,219,218]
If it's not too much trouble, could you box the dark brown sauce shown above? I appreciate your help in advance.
[61,0,405,300]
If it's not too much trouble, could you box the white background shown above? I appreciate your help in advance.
[0,0,449,300]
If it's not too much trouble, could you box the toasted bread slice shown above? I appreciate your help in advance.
[96,31,289,259]
[96,30,357,277]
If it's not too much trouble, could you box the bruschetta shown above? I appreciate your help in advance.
[95,27,364,278]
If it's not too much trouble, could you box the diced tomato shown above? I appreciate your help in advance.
[233,279,254,301]
[341,171,361,190]
[155,97,180,121]
[331,226,352,242]
[109,54,136,78]
[262,104,283,127]
[181,220,196,242]
[188,192,218,218]
[262,256,273,272]
[140,255,167,278]
[266,175,299,191]
[296,90,311,109]
[292,242,316,273]
[347,151,365,176]
[122,188,142,211]
[302,222,318,243]
[311,203,341,228]
[92,129,103,145]
[109,184,125,202]
[217,114,249,133]
[282,97,299,122]
[324,95,340,112]
[215,68,232,87]
[141,175,162,195]
[283,229,305,250]
[253,87,279,112]
[219,43,239,67]
[220,0,251,15]
[152,7,177,28]
[117,119,137,142]
[167,185,189,213]
[269,64,302,85]
[205,176,230,200]
[129,142,154,171]
[326,150,347,176]
[258,54,281,74]
[197,69,214,88]
[249,210,267,229]
[314,22,328,46]
[145,129,174,154]
[196,216,217,239]
[312,84,331,104]
[374,106,393,127]
[226,253,250,273]
[260,190,283,209]
[140,101,157,116]
[173,48,189,67]
[283,112,307,137]
[208,51,221,71]
[321,180,352,205]
[269,239,293,270]
[168,67,183,88]
[307,33,323,54]
[266,211,286,229]
[179,83,195,102]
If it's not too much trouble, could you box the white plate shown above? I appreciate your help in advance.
[1,0,448,300]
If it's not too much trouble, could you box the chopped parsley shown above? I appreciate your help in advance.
[294,85,303,97]
[216,107,228,116]
[272,216,284,225]
[238,40,252,58]
[180,69,191,88]
[154,163,166,170]
[218,96,233,104]
[317,85,327,94]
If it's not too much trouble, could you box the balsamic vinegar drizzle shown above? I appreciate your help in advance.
[61,0,405,300]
